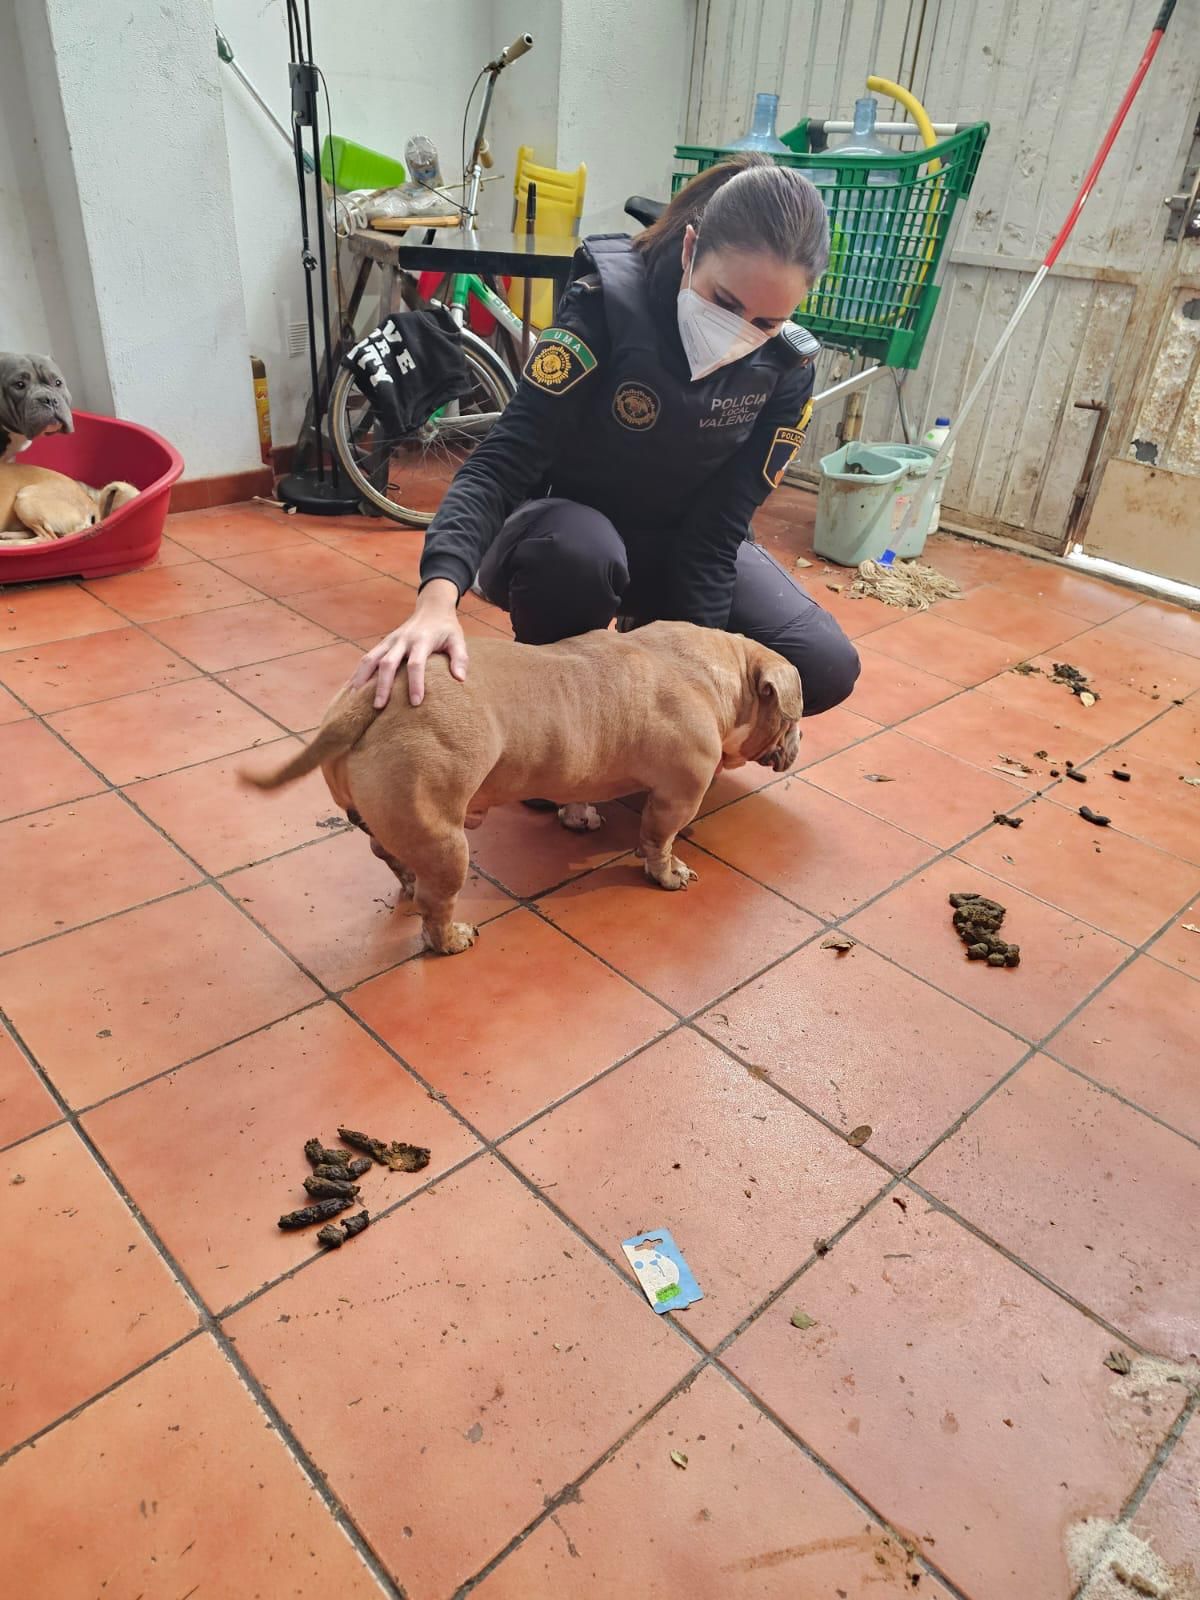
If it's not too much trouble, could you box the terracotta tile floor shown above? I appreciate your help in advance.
[1,494,1198,1599]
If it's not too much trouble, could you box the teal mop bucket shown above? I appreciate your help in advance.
[872,442,937,558]
[814,444,907,566]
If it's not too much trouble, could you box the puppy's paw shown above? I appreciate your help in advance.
[644,855,698,891]
[425,920,479,955]
[557,802,603,833]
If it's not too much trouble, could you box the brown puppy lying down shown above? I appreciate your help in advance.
[0,463,138,543]
[243,620,803,955]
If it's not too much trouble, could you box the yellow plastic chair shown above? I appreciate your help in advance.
[506,147,587,330]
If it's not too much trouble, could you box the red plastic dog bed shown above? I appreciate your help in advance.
[0,409,184,584]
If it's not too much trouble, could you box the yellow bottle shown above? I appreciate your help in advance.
[250,356,272,467]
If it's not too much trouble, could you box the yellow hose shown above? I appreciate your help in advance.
[865,76,940,171]
[864,75,941,321]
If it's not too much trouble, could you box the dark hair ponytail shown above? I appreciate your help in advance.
[634,151,829,282]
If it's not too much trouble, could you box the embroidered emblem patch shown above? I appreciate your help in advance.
[762,406,812,490]
[612,381,660,431]
[524,327,597,395]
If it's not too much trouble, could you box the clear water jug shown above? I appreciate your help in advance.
[730,93,790,154]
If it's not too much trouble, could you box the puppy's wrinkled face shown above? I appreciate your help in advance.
[0,354,73,440]
[745,645,804,771]
[756,716,801,771]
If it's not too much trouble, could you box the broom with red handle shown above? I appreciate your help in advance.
[886,0,1179,558]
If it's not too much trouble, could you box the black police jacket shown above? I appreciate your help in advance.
[420,234,817,629]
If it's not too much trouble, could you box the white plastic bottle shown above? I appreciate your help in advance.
[922,415,953,536]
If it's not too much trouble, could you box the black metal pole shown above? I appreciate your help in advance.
[278,0,358,514]
[302,1,341,489]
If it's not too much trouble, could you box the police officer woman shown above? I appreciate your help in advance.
[353,152,861,716]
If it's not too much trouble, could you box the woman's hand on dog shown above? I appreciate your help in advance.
[351,579,469,708]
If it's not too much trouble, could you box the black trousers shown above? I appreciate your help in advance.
[477,497,861,716]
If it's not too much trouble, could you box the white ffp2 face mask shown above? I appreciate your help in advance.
[677,240,771,381]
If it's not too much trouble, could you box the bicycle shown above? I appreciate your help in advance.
[329,273,523,526]
[329,34,537,526]
[327,188,669,526]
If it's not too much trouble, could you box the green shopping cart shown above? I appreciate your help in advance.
[672,119,989,371]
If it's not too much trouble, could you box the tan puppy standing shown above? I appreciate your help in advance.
[0,463,138,543]
[243,620,803,955]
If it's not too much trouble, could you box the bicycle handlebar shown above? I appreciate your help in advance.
[495,32,533,69]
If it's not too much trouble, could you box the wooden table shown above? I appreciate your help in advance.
[348,223,582,318]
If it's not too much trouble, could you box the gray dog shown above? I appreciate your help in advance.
[0,353,73,461]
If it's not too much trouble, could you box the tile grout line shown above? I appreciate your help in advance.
[2,669,1189,1245]
[4,551,1198,1590]
[1104,1393,1200,1563]
[0,1326,206,1468]
[900,1176,1168,1356]
[1066,1399,1200,1600]
[707,1359,976,1600]
[1044,1050,1200,1149]
[7,672,1196,1411]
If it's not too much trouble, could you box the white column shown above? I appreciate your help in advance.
[15,0,260,476]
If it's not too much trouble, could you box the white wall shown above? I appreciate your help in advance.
[557,0,695,231]
[0,1,50,353]
[0,0,82,388]
[214,0,502,440]
[13,0,260,477]
[0,0,696,466]
[489,0,563,201]
[216,0,695,439]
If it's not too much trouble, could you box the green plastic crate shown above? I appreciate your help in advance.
[672,122,989,369]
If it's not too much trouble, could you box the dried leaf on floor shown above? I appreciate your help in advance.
[1011,662,1041,676]
[863,773,894,783]
[998,755,1034,774]
[826,582,843,593]
[1180,923,1200,935]
[1181,777,1200,788]
[820,933,857,954]
[847,1124,872,1147]
[744,1063,772,1082]
[669,1450,689,1470]
[1103,1349,1132,1375]
[794,555,813,568]
[790,1309,817,1330]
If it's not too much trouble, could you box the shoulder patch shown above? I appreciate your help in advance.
[779,321,821,363]
[762,400,813,490]
[524,327,597,395]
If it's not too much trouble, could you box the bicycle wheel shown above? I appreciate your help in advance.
[329,329,517,527]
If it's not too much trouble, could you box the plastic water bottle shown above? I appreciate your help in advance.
[922,416,953,536]
[730,93,790,154]
[837,97,898,322]
[404,135,442,190]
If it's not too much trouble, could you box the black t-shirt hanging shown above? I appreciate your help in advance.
[342,307,474,436]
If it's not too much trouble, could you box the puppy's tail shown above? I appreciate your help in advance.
[239,689,377,792]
